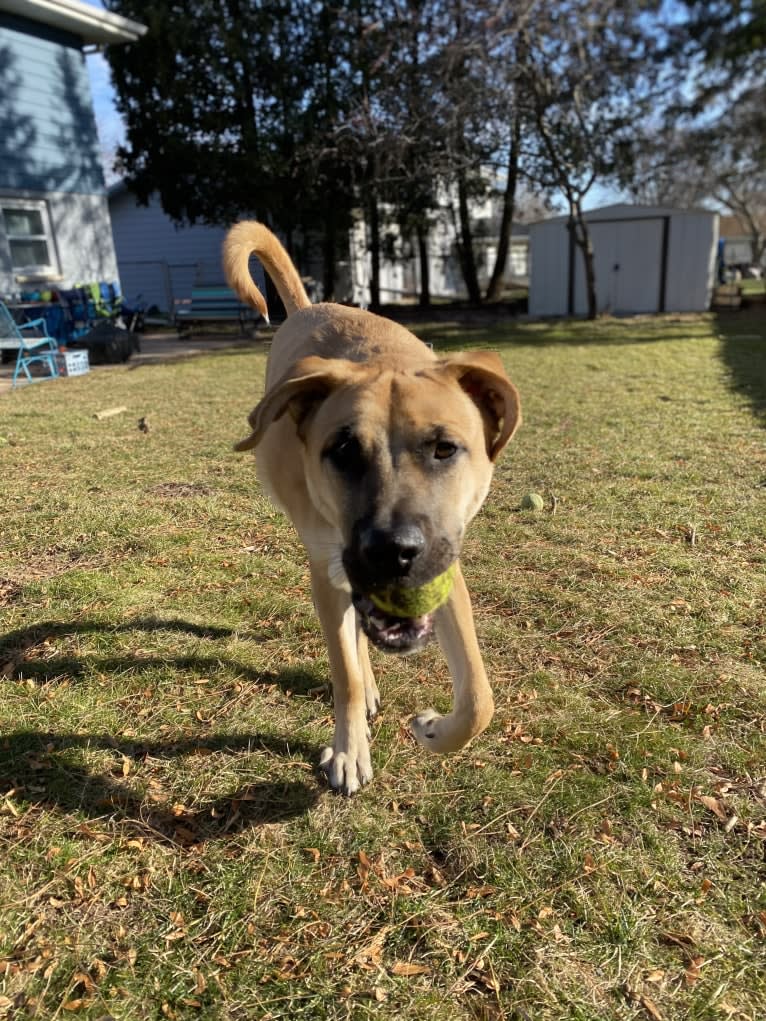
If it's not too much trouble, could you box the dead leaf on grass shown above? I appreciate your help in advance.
[466,884,497,899]
[684,955,704,987]
[640,994,663,1020]
[696,794,728,820]
[390,961,430,977]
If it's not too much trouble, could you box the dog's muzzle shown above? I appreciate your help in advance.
[345,519,454,653]
[352,592,434,654]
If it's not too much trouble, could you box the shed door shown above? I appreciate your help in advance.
[575,218,664,315]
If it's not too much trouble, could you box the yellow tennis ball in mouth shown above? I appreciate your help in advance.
[369,564,456,618]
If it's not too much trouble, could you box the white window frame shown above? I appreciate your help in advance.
[1,199,59,279]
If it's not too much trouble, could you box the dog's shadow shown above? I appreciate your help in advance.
[0,617,325,844]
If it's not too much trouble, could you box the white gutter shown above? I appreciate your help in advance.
[0,0,147,45]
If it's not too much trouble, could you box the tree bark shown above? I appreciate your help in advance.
[457,171,481,304]
[368,193,381,311]
[570,202,598,320]
[486,107,521,302]
[416,222,431,307]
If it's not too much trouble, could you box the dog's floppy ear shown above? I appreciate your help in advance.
[440,351,521,461]
[235,356,358,451]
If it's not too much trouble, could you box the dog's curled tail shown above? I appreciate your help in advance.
[223,221,311,323]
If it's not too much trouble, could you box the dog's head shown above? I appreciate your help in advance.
[237,352,521,651]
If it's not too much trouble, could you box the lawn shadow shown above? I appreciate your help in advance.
[409,315,716,351]
[0,617,328,840]
[0,729,321,846]
[714,309,766,427]
[0,616,323,697]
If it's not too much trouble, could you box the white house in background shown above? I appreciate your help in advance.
[528,204,719,317]
[719,214,763,273]
[109,180,530,313]
[0,0,146,296]
[348,203,529,306]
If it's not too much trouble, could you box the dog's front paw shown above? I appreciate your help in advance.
[411,708,444,750]
[319,741,373,796]
[410,708,480,754]
[410,706,494,755]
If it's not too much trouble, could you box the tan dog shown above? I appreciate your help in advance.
[223,222,521,795]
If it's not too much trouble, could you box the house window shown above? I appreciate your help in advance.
[1,202,57,276]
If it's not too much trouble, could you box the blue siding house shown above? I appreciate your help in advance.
[108,182,271,313]
[0,0,145,297]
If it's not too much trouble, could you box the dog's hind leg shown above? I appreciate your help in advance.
[410,563,494,754]
[312,567,374,795]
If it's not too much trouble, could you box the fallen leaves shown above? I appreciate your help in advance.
[355,849,428,898]
[389,960,430,977]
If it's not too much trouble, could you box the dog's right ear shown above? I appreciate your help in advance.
[235,357,358,451]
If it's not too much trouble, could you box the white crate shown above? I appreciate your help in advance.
[60,349,90,377]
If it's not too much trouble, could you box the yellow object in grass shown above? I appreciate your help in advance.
[521,492,545,511]
[370,564,456,618]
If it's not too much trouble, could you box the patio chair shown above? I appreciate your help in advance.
[0,300,60,388]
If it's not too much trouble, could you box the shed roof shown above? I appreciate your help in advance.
[719,215,753,239]
[531,202,718,227]
[0,0,146,45]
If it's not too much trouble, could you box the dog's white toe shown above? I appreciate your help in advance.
[411,708,443,749]
[319,744,373,796]
[365,686,381,721]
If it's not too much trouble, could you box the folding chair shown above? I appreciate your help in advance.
[0,300,60,388]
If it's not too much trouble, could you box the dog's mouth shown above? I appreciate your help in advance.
[352,592,434,654]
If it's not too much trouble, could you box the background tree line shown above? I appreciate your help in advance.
[105,0,765,318]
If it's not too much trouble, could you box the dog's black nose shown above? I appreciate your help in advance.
[359,524,426,575]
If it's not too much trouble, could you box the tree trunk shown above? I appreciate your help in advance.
[416,222,430,307]
[486,107,521,302]
[457,172,481,304]
[368,194,381,311]
[571,204,598,320]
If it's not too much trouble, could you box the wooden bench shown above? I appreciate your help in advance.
[174,286,260,335]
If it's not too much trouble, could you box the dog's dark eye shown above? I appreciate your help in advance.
[325,428,365,474]
[434,440,458,461]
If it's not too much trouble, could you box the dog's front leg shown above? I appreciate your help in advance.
[312,569,374,795]
[410,563,494,754]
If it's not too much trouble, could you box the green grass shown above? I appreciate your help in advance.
[740,278,765,296]
[1,312,765,1020]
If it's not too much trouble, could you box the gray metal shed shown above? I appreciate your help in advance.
[528,204,719,317]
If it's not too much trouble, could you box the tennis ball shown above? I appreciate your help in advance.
[370,564,456,618]
[520,492,545,512]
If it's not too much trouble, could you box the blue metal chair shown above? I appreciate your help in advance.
[0,300,60,388]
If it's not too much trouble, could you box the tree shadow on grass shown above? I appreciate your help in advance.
[0,616,323,697]
[0,730,321,846]
[714,309,766,428]
[0,617,330,842]
[412,315,717,351]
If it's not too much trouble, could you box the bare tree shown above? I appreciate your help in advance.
[517,0,663,318]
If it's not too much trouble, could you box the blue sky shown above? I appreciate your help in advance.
[83,1,126,174]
